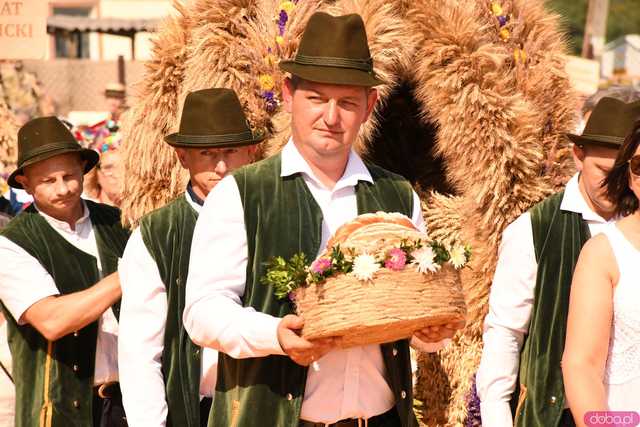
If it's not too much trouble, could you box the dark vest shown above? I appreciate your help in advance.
[212,153,418,427]
[513,191,590,426]
[0,201,129,427]
[139,195,203,427]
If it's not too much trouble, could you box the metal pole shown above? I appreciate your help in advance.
[118,54,125,85]
[76,31,83,58]
[130,34,136,61]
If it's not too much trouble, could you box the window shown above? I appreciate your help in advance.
[53,7,91,58]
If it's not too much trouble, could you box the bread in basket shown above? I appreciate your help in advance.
[261,211,468,348]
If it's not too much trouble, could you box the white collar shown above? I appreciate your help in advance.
[34,199,91,233]
[280,139,373,191]
[560,173,608,223]
[184,191,202,214]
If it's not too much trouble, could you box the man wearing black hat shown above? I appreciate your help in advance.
[104,83,127,124]
[0,117,130,427]
[184,12,460,427]
[118,88,262,427]
[476,98,640,427]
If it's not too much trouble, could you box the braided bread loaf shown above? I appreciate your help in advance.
[325,211,424,257]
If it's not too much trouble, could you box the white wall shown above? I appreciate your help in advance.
[601,49,614,78]
[98,0,172,60]
[626,46,640,77]
[601,36,640,79]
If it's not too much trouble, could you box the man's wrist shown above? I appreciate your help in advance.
[269,316,287,356]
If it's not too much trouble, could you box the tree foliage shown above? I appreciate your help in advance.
[546,0,640,55]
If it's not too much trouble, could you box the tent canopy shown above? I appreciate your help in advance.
[46,15,159,59]
[47,15,159,37]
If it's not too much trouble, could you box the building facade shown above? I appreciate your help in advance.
[48,0,171,61]
[601,34,640,80]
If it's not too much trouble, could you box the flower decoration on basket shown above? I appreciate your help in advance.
[261,212,469,347]
[262,233,471,302]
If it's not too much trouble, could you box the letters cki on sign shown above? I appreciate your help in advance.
[0,1,30,38]
[0,1,32,39]
[0,24,32,38]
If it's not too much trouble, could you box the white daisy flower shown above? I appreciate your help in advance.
[449,245,467,269]
[352,254,380,281]
[411,246,440,274]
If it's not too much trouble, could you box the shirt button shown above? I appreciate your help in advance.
[392,347,398,356]
[73,400,80,408]
[286,393,293,401]
[73,331,79,337]
[194,349,200,356]
[550,396,557,405]
[73,364,79,372]
[176,278,181,285]
[401,390,407,399]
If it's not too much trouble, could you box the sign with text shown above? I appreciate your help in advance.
[0,1,48,59]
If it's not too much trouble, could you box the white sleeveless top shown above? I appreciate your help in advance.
[601,224,640,411]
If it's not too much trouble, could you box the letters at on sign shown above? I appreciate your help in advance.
[0,1,47,59]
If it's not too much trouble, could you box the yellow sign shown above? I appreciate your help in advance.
[0,1,48,59]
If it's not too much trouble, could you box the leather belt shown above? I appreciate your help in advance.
[299,408,397,427]
[300,421,362,427]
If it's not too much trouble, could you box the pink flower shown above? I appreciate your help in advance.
[385,248,407,271]
[310,257,332,274]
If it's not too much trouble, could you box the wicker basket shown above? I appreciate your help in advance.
[294,263,467,348]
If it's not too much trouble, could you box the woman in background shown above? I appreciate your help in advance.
[563,120,640,421]
[83,127,124,207]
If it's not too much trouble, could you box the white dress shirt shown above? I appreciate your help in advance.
[0,200,119,385]
[184,140,425,423]
[118,192,217,427]
[0,314,15,426]
[476,174,617,426]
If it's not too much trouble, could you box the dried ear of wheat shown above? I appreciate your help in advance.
[119,0,193,227]
[0,101,18,184]
[0,63,42,185]
[408,0,576,424]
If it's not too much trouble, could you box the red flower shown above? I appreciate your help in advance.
[385,248,407,271]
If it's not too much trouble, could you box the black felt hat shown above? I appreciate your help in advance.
[279,12,383,87]
[8,117,99,189]
[567,97,640,149]
[164,88,265,148]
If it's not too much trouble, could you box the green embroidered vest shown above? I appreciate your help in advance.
[212,153,418,427]
[139,195,203,427]
[513,191,590,426]
[0,201,129,427]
